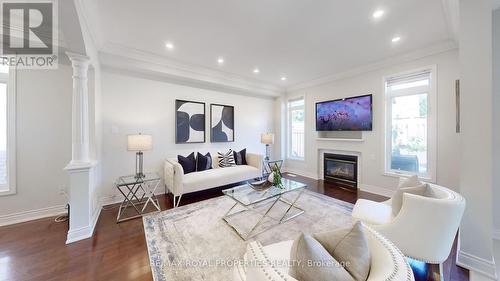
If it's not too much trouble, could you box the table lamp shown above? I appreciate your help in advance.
[261,133,274,161]
[127,133,152,178]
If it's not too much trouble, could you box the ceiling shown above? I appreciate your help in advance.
[84,0,454,91]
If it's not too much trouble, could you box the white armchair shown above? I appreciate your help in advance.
[352,183,466,278]
[234,225,414,281]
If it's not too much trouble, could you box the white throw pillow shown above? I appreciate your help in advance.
[392,175,428,216]
[398,175,421,188]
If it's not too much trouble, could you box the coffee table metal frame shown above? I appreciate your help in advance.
[222,182,306,240]
[115,173,161,223]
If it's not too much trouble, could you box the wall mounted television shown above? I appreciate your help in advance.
[316,94,373,131]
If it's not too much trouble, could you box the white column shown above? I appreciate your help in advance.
[64,52,99,244]
[457,1,497,280]
[67,52,91,165]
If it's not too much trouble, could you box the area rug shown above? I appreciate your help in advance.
[143,190,354,281]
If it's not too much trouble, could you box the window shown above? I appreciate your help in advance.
[288,97,305,160]
[0,65,16,195]
[385,68,436,180]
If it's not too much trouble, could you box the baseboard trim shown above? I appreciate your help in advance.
[0,204,67,227]
[493,228,500,241]
[283,168,319,180]
[66,203,102,244]
[359,184,395,198]
[456,250,498,280]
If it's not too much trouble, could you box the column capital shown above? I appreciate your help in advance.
[66,52,91,76]
[66,51,91,63]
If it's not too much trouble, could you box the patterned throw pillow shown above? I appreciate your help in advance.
[218,149,236,168]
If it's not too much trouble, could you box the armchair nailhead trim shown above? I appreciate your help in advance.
[365,225,413,281]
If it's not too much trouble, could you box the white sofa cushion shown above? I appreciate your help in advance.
[351,199,394,225]
[182,165,260,194]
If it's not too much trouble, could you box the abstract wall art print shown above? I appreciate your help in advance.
[210,104,234,142]
[175,100,206,143]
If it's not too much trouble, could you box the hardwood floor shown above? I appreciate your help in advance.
[0,173,468,281]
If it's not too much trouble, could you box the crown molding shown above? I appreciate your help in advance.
[441,0,459,41]
[99,42,284,97]
[286,40,458,92]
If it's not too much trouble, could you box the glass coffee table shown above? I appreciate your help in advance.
[222,178,306,240]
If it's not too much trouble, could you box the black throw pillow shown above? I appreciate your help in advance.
[196,152,212,171]
[233,148,247,165]
[178,152,196,174]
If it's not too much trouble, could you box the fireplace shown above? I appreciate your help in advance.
[323,153,358,191]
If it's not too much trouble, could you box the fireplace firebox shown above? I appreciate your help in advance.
[323,153,358,191]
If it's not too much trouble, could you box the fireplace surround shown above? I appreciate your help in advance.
[323,153,358,191]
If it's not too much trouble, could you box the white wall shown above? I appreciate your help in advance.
[492,8,500,240]
[100,70,275,200]
[0,64,72,217]
[285,50,460,193]
[456,1,496,279]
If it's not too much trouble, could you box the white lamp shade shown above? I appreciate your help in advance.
[127,134,152,151]
[261,133,274,145]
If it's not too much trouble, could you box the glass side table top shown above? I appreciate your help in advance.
[116,172,160,187]
[223,178,306,206]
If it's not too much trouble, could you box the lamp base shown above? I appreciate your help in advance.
[265,144,270,161]
[135,151,144,179]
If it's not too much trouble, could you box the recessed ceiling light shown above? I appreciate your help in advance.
[165,42,174,50]
[281,76,287,81]
[217,57,224,65]
[253,68,260,74]
[372,9,385,19]
[391,36,401,43]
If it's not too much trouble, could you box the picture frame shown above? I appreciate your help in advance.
[175,99,206,144]
[210,104,234,143]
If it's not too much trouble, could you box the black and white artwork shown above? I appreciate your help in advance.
[175,100,205,143]
[210,104,234,142]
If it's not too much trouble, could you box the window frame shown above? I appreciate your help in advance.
[383,65,437,182]
[0,67,16,196]
[287,96,305,161]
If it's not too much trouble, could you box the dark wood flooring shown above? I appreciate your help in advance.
[0,173,468,281]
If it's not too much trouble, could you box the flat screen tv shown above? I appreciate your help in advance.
[316,94,373,131]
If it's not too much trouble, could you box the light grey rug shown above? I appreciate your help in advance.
[143,190,354,281]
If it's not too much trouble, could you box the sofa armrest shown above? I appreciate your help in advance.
[246,153,263,171]
[164,159,184,196]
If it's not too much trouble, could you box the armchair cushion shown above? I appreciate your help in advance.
[352,199,394,225]
[391,183,427,215]
[289,233,355,281]
[313,221,371,281]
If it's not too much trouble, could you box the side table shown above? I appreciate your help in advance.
[262,159,284,178]
[115,172,161,223]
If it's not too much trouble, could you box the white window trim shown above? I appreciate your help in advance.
[287,96,305,161]
[383,65,437,183]
[0,67,16,196]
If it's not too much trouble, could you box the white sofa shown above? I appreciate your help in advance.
[234,224,414,281]
[352,183,465,279]
[164,152,263,207]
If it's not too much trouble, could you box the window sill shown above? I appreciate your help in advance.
[383,171,435,183]
[287,157,305,162]
[0,188,16,197]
